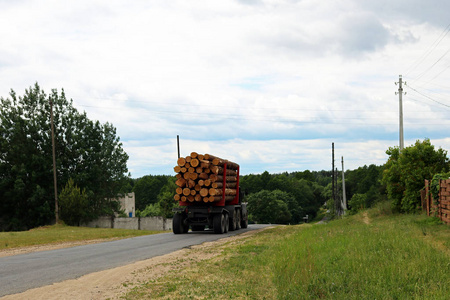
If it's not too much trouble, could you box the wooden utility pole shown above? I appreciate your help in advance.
[50,98,59,223]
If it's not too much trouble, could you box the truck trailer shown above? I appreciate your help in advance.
[172,153,248,234]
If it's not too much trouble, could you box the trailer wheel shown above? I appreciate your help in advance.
[229,210,236,231]
[241,217,248,229]
[235,209,241,230]
[173,213,187,234]
[213,214,225,234]
[224,214,229,233]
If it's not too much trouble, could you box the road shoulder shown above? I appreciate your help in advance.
[1,228,270,300]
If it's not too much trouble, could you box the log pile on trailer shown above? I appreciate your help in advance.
[173,152,240,205]
[172,152,248,234]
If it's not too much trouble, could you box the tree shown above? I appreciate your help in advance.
[59,178,89,226]
[140,203,161,217]
[240,172,325,223]
[239,173,264,194]
[348,193,367,214]
[267,173,290,192]
[0,83,129,230]
[247,190,292,224]
[382,139,449,213]
[133,175,169,210]
[294,170,315,182]
[156,177,177,218]
[345,164,386,209]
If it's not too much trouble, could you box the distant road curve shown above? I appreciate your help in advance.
[0,224,271,297]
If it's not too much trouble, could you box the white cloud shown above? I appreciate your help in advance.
[1,0,450,178]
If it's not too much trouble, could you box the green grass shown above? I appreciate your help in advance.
[125,205,450,299]
[0,224,163,250]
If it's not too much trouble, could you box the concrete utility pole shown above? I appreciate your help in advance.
[332,143,335,213]
[341,156,347,215]
[335,167,340,216]
[50,98,59,224]
[395,75,405,151]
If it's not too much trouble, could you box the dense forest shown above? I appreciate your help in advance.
[128,164,386,225]
[132,138,450,225]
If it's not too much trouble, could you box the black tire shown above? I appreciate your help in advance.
[241,217,248,229]
[229,210,236,231]
[191,225,205,232]
[235,209,241,230]
[224,214,229,233]
[173,213,185,234]
[213,214,225,234]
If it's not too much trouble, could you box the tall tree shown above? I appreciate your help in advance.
[382,139,449,213]
[0,83,129,230]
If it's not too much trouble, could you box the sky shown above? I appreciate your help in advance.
[1,0,450,178]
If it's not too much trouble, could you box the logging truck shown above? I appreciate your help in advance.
[172,153,248,234]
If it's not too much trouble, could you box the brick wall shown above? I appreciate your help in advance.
[423,179,450,224]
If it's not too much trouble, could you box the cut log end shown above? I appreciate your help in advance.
[177,157,186,167]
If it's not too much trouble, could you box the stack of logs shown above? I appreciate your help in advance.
[174,152,239,203]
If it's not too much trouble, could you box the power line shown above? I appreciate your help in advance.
[414,47,450,81]
[406,22,450,77]
[407,96,450,110]
[406,84,450,109]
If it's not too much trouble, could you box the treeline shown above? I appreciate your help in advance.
[130,166,386,225]
[239,166,386,224]
[110,140,450,225]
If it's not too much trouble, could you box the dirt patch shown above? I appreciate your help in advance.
[362,212,370,225]
[1,228,271,300]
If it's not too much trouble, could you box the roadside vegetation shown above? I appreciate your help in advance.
[125,204,450,299]
[0,224,162,251]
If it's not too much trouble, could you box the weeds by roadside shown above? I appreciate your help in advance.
[125,206,450,299]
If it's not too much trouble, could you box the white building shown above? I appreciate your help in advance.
[117,192,135,217]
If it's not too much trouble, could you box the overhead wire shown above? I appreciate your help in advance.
[406,84,450,109]
[406,96,450,110]
[405,22,450,78]
[414,47,450,81]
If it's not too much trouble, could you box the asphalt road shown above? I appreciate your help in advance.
[0,224,271,297]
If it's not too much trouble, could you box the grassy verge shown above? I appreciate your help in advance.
[0,224,164,250]
[125,206,450,299]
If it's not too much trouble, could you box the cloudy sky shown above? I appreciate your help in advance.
[1,0,450,177]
